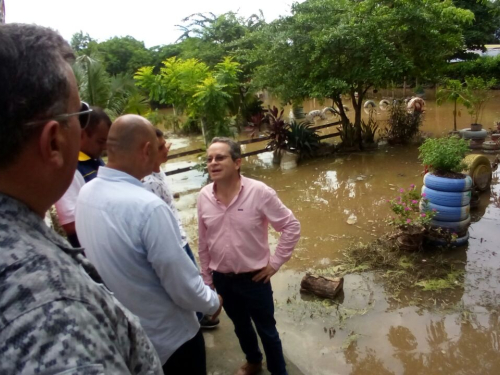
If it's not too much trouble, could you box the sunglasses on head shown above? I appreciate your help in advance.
[26,102,93,129]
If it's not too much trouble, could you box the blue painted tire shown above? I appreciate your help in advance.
[430,216,471,233]
[423,173,472,192]
[461,129,488,139]
[427,232,469,247]
[422,186,471,207]
[420,201,470,221]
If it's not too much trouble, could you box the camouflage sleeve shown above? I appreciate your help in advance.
[0,299,162,375]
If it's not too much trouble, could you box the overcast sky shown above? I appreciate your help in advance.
[5,0,300,47]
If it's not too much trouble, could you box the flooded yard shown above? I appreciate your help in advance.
[164,93,500,374]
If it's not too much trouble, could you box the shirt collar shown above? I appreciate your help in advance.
[211,175,246,199]
[97,166,144,188]
[0,193,83,254]
[78,151,91,161]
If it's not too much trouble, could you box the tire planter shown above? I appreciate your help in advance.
[463,154,492,191]
[420,201,470,221]
[482,141,500,150]
[426,232,469,247]
[423,173,472,192]
[462,129,488,140]
[491,134,500,142]
[407,97,425,113]
[421,172,472,242]
[469,142,484,150]
[280,150,299,170]
[430,216,471,233]
[422,186,471,206]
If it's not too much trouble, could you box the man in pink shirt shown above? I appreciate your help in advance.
[198,137,301,375]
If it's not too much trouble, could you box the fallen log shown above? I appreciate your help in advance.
[300,274,344,300]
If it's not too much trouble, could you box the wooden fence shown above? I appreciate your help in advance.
[165,120,342,176]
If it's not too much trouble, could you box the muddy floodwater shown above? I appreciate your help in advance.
[165,93,500,374]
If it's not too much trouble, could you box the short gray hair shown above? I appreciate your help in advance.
[0,24,75,169]
[210,137,241,161]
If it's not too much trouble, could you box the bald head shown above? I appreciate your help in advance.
[108,115,156,154]
[106,115,158,180]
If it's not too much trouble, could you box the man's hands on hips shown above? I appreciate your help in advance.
[252,263,277,283]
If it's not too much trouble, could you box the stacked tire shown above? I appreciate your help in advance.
[420,173,473,246]
[461,126,487,150]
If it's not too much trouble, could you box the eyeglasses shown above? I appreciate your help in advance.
[206,155,231,164]
[26,102,92,129]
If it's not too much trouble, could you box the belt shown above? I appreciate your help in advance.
[214,270,260,279]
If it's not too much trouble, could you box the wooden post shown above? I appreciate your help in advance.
[300,274,344,300]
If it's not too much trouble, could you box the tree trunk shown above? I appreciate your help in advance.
[453,100,457,132]
[200,117,208,146]
[300,274,344,300]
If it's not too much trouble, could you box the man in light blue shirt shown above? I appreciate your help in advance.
[76,115,221,375]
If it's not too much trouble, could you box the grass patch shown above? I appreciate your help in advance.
[314,236,466,307]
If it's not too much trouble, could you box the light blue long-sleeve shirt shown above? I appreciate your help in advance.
[76,167,219,364]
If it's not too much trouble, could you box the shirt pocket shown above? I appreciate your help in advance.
[55,364,104,375]
[232,208,261,231]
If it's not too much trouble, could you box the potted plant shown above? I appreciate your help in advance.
[436,79,467,134]
[461,76,497,131]
[418,137,473,244]
[387,185,437,251]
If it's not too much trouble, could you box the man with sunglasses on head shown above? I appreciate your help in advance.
[55,107,111,247]
[0,24,162,374]
[197,137,301,375]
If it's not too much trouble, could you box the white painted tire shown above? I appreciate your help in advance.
[482,141,500,150]
[379,100,390,111]
[364,100,376,109]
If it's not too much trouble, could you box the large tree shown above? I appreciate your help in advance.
[254,0,474,147]
[176,12,267,119]
[135,56,240,142]
[453,0,500,57]
[97,36,153,76]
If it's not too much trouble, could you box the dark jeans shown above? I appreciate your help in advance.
[67,233,80,248]
[213,271,287,375]
[184,242,196,265]
[162,329,206,375]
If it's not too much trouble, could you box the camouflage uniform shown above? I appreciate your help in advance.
[0,194,163,374]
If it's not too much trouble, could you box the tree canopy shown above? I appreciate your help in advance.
[253,0,474,144]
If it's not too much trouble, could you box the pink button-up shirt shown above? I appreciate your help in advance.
[197,175,301,285]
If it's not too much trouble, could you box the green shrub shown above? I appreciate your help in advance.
[384,102,423,144]
[445,55,500,82]
[418,137,469,174]
[287,121,320,158]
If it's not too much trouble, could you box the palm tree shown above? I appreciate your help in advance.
[73,52,149,118]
